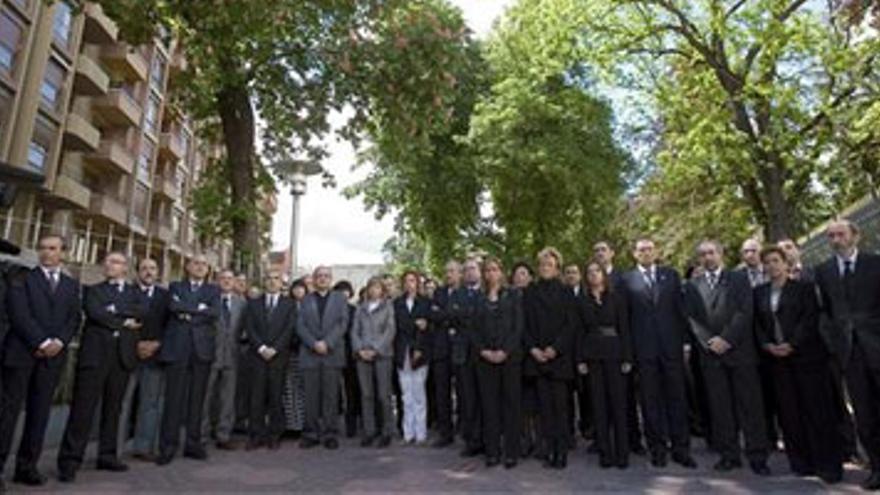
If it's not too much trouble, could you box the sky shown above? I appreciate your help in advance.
[268,0,512,269]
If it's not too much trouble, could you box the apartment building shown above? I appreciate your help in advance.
[0,0,233,283]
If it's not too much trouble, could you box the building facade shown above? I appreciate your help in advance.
[0,0,230,283]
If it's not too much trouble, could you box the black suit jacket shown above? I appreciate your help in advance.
[158,280,221,364]
[4,267,81,368]
[138,285,170,342]
[815,252,880,367]
[620,266,687,362]
[576,290,632,362]
[683,269,757,366]
[393,295,432,368]
[245,294,297,362]
[522,278,577,380]
[754,279,828,365]
[472,288,524,364]
[80,281,148,371]
[429,285,457,362]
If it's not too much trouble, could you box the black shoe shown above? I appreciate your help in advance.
[96,459,129,472]
[599,457,614,468]
[460,445,483,458]
[485,456,501,467]
[12,469,46,486]
[555,452,568,469]
[672,453,697,469]
[714,458,741,472]
[650,451,667,468]
[862,471,880,490]
[749,460,771,476]
[542,452,557,469]
[586,441,599,454]
[377,436,391,448]
[432,436,454,448]
[0,479,5,492]
[155,454,174,466]
[504,458,518,469]
[57,467,77,483]
[299,438,320,449]
[183,449,208,461]
[630,443,647,456]
[818,470,843,484]
[324,437,339,449]
[361,435,377,447]
[616,459,629,469]
[246,439,264,451]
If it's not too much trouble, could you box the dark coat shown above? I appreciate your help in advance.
[245,294,297,360]
[522,278,577,380]
[815,252,880,368]
[393,294,433,368]
[4,267,81,368]
[472,288,524,364]
[138,285,169,343]
[576,289,632,362]
[158,280,221,364]
[79,281,148,371]
[429,285,480,366]
[683,269,757,367]
[753,279,828,365]
[620,266,688,362]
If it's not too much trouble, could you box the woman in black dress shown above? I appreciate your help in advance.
[576,260,632,469]
[523,248,577,469]
[475,258,523,468]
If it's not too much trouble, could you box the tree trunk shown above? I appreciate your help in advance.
[216,81,260,276]
[758,160,793,242]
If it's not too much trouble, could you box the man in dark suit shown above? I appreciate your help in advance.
[815,220,880,490]
[0,235,81,488]
[684,240,769,475]
[564,262,592,446]
[156,254,220,465]
[594,240,646,455]
[246,270,297,449]
[620,238,695,469]
[457,258,485,457]
[297,265,350,449]
[131,258,170,461]
[57,252,146,482]
[428,260,463,448]
[202,269,246,450]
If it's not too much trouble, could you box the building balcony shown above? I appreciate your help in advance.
[158,132,184,162]
[99,44,148,82]
[92,89,142,128]
[51,174,91,210]
[150,221,174,242]
[89,194,127,226]
[82,3,119,45]
[152,173,179,201]
[73,54,110,96]
[63,113,101,152]
[85,141,135,175]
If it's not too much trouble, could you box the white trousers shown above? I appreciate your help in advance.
[398,353,429,442]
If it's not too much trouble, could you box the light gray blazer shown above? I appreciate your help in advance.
[213,293,246,369]
[351,300,396,359]
[297,290,350,369]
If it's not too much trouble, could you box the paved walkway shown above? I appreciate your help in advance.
[6,439,867,493]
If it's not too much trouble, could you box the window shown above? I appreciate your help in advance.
[0,86,11,137]
[0,10,23,75]
[143,95,159,135]
[28,115,57,172]
[150,54,165,91]
[171,208,183,239]
[180,129,191,160]
[40,59,66,111]
[132,183,149,227]
[174,165,186,192]
[51,2,73,50]
[137,138,154,183]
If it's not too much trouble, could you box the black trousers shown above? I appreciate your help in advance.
[536,375,569,455]
[235,344,252,430]
[829,361,858,458]
[58,340,129,470]
[589,359,629,464]
[638,356,690,456]
[574,375,592,438]
[758,356,779,446]
[477,361,521,459]
[625,372,643,450]
[431,358,454,440]
[249,353,289,442]
[159,356,211,458]
[343,361,361,436]
[457,362,482,448]
[302,365,341,441]
[772,359,842,478]
[845,348,880,472]
[701,361,768,463]
[0,359,64,474]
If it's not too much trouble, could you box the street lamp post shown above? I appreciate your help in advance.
[273,159,323,282]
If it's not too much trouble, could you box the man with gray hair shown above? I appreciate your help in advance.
[297,265,350,449]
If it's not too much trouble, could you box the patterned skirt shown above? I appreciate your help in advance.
[283,352,305,431]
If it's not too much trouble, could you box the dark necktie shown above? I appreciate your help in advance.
[222,296,231,323]
[843,260,855,303]
[47,270,59,293]
[707,272,718,291]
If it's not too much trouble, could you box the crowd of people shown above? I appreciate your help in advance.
[0,217,878,491]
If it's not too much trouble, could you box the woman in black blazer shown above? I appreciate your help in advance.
[393,271,432,444]
[523,248,577,469]
[754,246,842,484]
[474,258,524,469]
[576,260,632,469]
